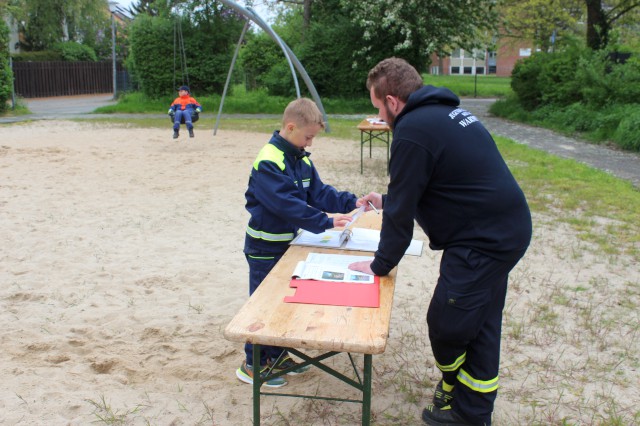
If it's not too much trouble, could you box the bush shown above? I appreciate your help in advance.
[10,51,63,61]
[613,105,640,151]
[510,53,549,110]
[0,17,12,113]
[52,42,97,61]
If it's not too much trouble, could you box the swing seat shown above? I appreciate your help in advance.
[169,111,199,124]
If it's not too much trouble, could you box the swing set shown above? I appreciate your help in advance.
[171,17,199,124]
[168,0,328,135]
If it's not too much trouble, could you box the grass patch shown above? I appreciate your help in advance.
[94,76,511,117]
[496,135,640,259]
[422,74,512,98]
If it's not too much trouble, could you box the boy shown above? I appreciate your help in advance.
[168,85,202,139]
[238,98,362,388]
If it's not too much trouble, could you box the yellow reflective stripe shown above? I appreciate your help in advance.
[457,369,499,393]
[436,352,466,372]
[254,144,285,171]
[246,226,294,242]
[247,255,276,260]
[302,156,311,166]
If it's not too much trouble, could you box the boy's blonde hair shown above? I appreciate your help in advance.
[282,98,325,129]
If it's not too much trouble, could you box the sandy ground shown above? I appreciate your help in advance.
[0,121,638,425]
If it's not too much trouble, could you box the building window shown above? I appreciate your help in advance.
[451,66,460,74]
[488,66,497,74]
[476,67,485,75]
[451,49,462,59]
[519,48,532,57]
[463,66,472,74]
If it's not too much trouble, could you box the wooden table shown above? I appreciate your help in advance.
[224,212,396,425]
[357,118,391,174]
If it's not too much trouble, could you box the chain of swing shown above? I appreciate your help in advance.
[173,18,190,91]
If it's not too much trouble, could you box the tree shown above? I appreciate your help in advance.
[585,0,640,50]
[342,0,498,72]
[0,7,13,112]
[7,0,110,52]
[128,1,246,97]
[499,0,583,51]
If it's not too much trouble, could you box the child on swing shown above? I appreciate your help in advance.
[168,85,202,139]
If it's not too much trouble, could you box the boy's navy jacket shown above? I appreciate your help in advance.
[244,131,357,255]
[370,85,532,276]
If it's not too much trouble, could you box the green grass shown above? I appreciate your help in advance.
[422,74,512,98]
[496,135,640,258]
[95,85,375,116]
[94,76,511,117]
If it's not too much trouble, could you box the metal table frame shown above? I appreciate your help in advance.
[251,346,373,425]
[358,123,391,175]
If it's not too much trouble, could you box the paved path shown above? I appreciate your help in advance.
[2,95,639,188]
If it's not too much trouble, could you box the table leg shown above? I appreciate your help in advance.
[253,344,261,426]
[360,131,364,174]
[386,131,390,175]
[362,354,372,426]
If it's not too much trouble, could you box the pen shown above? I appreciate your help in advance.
[367,200,379,214]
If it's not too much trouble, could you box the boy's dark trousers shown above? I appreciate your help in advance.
[427,246,524,426]
[244,253,286,366]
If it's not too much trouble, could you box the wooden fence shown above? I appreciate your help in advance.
[12,61,129,98]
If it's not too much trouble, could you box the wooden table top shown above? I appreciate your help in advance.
[357,117,391,131]
[224,211,396,355]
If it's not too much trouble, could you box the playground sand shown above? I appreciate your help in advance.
[0,121,638,425]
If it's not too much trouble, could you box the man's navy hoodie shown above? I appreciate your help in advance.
[370,85,532,276]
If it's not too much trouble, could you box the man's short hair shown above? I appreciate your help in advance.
[367,57,423,102]
[282,98,326,129]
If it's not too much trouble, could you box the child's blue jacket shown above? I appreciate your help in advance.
[244,131,357,255]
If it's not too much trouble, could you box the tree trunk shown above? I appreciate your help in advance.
[303,0,312,31]
[585,0,608,49]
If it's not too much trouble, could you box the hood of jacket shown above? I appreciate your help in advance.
[395,85,460,125]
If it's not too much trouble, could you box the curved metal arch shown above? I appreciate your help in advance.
[214,0,330,135]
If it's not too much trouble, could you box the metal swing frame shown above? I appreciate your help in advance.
[213,0,329,135]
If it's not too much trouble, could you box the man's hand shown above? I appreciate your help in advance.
[196,107,202,113]
[168,108,174,115]
[356,192,383,212]
[348,260,374,275]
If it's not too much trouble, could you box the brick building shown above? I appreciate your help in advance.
[430,40,535,77]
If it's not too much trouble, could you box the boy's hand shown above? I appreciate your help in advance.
[332,214,353,228]
[356,192,382,211]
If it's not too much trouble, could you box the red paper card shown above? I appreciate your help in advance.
[284,276,380,308]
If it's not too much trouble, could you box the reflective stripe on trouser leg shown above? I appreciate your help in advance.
[457,368,499,393]
[434,351,466,387]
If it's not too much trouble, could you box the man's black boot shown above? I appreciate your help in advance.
[173,129,179,139]
[189,128,194,138]
[422,404,482,426]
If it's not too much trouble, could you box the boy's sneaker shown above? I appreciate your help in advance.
[268,354,311,375]
[188,129,194,138]
[173,130,179,139]
[433,379,454,408]
[236,361,287,388]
